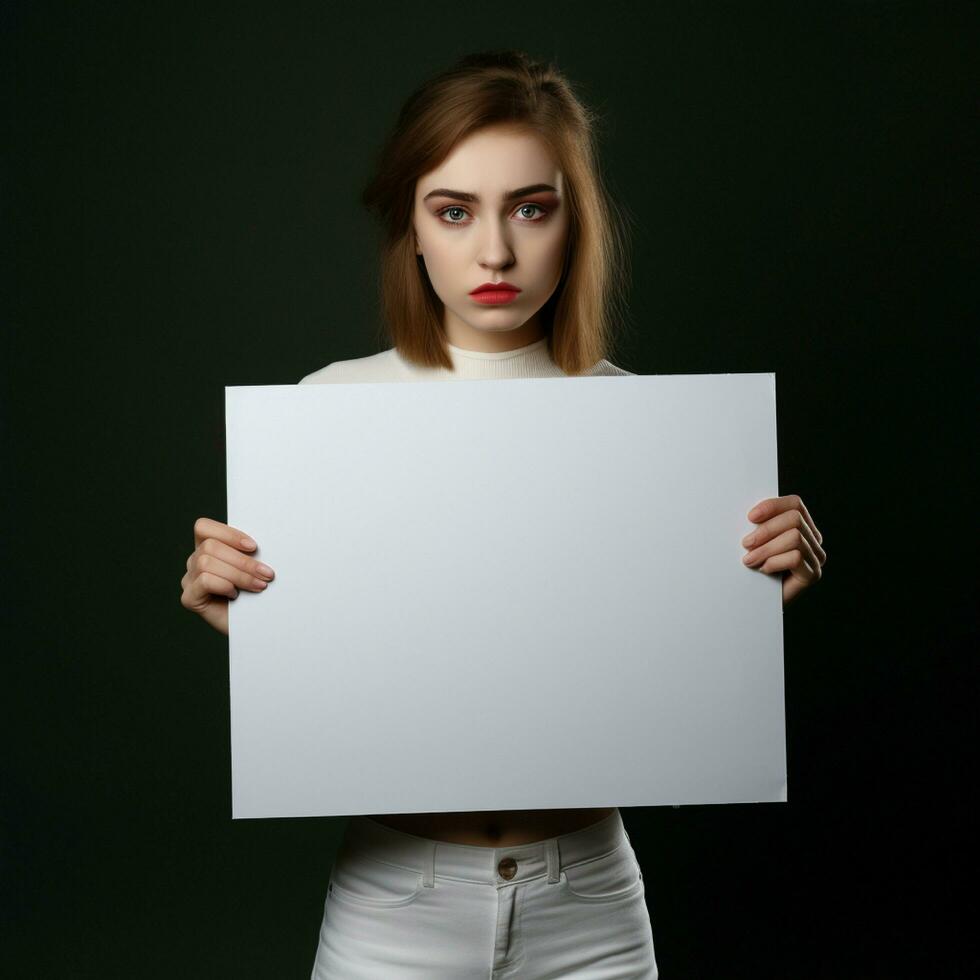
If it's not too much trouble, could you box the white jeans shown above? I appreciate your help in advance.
[310,807,658,979]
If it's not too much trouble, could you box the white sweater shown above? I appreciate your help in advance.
[298,337,634,384]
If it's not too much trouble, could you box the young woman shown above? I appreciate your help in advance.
[180,50,826,979]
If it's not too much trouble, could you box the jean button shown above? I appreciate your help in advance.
[497,857,517,880]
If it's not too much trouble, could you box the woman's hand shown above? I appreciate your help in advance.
[741,494,826,606]
[180,517,276,635]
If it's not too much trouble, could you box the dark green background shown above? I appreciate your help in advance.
[4,2,975,977]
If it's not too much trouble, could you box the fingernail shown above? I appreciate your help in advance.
[747,506,762,520]
[742,532,756,546]
[241,536,257,549]
[256,563,275,579]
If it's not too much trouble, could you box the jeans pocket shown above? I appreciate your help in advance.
[327,846,424,910]
[561,844,645,904]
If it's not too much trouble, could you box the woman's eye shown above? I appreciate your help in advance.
[437,203,548,225]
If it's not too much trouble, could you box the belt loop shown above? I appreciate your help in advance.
[546,839,560,883]
[422,841,436,888]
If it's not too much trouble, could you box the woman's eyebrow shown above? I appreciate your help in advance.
[422,183,558,203]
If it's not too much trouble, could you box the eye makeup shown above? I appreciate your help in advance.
[435,202,552,227]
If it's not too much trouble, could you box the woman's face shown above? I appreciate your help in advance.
[413,124,570,353]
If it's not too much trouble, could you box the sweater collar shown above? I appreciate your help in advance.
[442,336,562,379]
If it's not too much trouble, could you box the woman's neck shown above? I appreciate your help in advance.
[441,313,545,353]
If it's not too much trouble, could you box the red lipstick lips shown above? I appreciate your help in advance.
[469,281,521,305]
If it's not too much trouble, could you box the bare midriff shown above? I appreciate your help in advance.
[364,807,617,847]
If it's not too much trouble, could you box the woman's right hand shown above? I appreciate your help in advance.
[180,517,276,636]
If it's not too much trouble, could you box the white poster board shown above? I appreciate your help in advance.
[225,373,785,819]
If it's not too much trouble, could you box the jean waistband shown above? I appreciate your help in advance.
[341,808,630,888]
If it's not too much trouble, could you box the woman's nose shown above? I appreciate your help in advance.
[477,219,515,268]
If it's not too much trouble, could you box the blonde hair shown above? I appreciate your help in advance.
[360,50,633,375]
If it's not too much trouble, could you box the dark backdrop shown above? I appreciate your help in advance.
[4,2,976,977]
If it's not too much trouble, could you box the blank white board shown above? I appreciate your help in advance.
[225,373,785,819]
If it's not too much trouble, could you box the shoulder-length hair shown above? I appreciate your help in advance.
[360,50,633,376]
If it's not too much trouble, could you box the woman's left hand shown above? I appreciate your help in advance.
[741,494,826,606]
